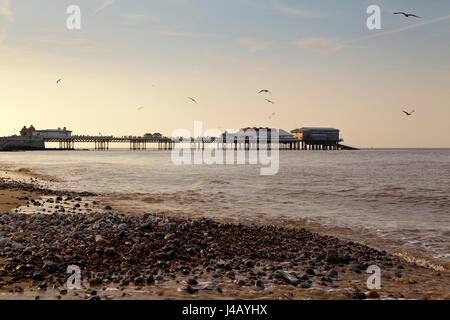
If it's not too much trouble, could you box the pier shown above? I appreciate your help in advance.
[4,125,358,151]
[42,136,357,151]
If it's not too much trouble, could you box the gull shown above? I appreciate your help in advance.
[259,89,271,94]
[393,12,421,18]
[188,97,198,104]
[265,99,275,104]
[402,110,415,116]
[137,106,144,111]
[56,79,62,84]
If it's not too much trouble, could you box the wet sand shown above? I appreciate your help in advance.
[0,174,449,300]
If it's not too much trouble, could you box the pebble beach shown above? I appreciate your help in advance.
[0,174,449,300]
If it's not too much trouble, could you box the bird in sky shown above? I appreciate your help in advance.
[393,12,421,18]
[137,106,144,111]
[56,79,62,84]
[402,110,415,116]
[188,97,198,104]
[259,89,271,94]
[265,99,275,104]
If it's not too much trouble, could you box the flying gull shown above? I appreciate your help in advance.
[56,79,62,84]
[393,12,421,18]
[402,110,415,116]
[188,97,198,104]
[265,99,275,104]
[258,89,271,95]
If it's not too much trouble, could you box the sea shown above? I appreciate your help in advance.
[1,148,449,268]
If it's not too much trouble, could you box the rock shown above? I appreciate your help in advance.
[14,236,24,243]
[95,235,105,243]
[104,248,116,257]
[134,277,145,285]
[0,238,11,246]
[42,261,57,273]
[147,275,155,284]
[89,278,103,285]
[306,268,316,276]
[328,270,338,278]
[138,222,153,231]
[367,290,380,299]
[184,285,196,294]
[11,242,24,250]
[104,206,112,210]
[255,280,265,289]
[353,291,367,300]
[164,233,176,241]
[245,260,255,268]
[32,273,45,281]
[187,278,198,286]
[278,273,292,284]
[118,224,127,231]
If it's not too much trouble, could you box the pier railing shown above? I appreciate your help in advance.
[42,135,356,151]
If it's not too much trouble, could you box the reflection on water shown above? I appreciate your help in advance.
[1,148,449,264]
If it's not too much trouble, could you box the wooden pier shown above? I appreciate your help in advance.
[43,136,357,151]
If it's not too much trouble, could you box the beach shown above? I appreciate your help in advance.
[1,171,449,300]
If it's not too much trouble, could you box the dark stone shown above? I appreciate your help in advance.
[353,292,367,300]
[306,268,316,276]
[104,248,116,257]
[32,273,45,281]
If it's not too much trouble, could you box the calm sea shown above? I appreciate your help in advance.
[1,148,449,266]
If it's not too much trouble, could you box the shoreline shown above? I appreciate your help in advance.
[0,176,449,300]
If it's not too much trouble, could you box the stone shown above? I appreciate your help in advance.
[0,238,11,246]
[104,248,116,257]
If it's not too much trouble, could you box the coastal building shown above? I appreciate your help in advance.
[289,127,350,150]
[238,127,294,140]
[290,127,340,142]
[20,125,36,137]
[33,127,72,139]
[20,125,72,139]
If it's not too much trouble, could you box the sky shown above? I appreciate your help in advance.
[1,0,449,148]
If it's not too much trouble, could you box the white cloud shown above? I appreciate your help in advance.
[294,14,450,56]
[0,0,13,44]
[237,37,274,52]
[293,38,344,55]
[145,30,215,38]
[276,6,319,18]
[94,0,115,14]
[35,36,99,52]
[344,14,450,45]
[120,13,157,25]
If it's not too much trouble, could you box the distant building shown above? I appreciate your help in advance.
[20,125,36,136]
[153,133,162,138]
[144,133,153,138]
[291,127,340,142]
[32,127,72,139]
[226,127,294,140]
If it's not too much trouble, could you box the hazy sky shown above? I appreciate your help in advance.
[1,0,449,147]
